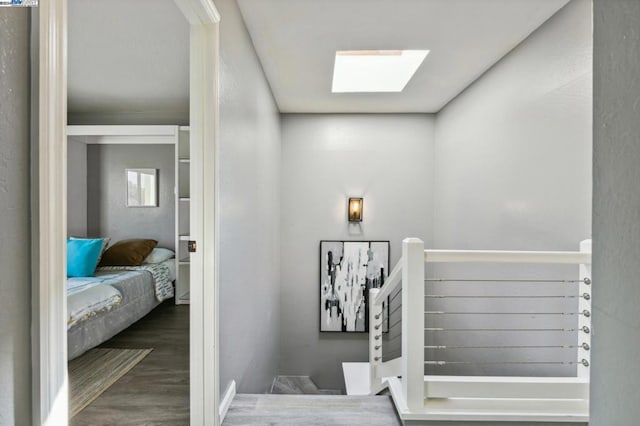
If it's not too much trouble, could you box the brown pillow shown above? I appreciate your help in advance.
[99,239,157,266]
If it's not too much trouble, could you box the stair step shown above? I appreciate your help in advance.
[271,375,342,395]
[318,388,343,395]
[223,394,401,426]
[271,376,319,394]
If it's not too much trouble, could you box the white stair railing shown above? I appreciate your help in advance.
[368,258,402,393]
[368,238,592,422]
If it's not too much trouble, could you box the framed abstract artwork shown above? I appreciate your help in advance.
[320,240,390,333]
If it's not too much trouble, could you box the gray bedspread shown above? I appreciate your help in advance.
[97,262,175,301]
[67,270,160,360]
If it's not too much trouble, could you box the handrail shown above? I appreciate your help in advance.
[373,260,402,302]
[424,249,590,264]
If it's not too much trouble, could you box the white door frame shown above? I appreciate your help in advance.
[34,1,220,425]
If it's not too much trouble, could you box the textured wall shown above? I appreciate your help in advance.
[0,8,32,426]
[87,144,175,250]
[68,140,87,237]
[279,114,435,390]
[591,0,640,424]
[431,0,592,376]
[218,0,282,395]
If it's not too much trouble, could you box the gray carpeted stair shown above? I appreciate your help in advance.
[223,394,401,425]
[270,375,343,395]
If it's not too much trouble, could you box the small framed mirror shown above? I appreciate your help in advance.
[126,168,158,207]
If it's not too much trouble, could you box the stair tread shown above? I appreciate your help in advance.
[223,394,401,426]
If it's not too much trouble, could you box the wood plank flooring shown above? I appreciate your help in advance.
[70,301,189,426]
[223,394,402,426]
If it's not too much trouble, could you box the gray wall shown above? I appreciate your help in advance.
[0,8,32,425]
[280,114,435,390]
[68,140,87,237]
[434,0,592,252]
[218,0,282,395]
[428,0,592,377]
[591,0,640,424]
[87,144,175,250]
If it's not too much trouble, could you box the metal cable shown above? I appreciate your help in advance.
[389,289,402,304]
[388,318,403,330]
[425,327,579,332]
[424,345,578,349]
[425,360,584,366]
[425,278,583,283]
[383,333,402,343]
[388,304,402,317]
[424,311,587,315]
[425,294,579,299]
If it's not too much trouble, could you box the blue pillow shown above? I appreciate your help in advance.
[67,238,104,277]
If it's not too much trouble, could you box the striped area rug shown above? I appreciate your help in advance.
[68,347,153,418]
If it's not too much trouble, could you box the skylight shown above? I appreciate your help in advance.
[331,50,429,93]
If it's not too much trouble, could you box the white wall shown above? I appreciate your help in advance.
[218,0,282,395]
[67,140,87,237]
[591,1,640,424]
[280,114,435,390]
[0,8,32,425]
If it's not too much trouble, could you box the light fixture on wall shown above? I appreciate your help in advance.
[348,197,363,222]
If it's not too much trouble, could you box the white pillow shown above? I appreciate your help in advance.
[142,247,175,264]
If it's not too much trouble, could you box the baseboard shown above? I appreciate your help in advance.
[219,380,236,423]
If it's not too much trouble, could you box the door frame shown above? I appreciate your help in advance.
[33,0,220,425]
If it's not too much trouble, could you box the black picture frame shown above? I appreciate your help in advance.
[318,240,391,333]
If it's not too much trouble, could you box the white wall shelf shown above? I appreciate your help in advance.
[67,125,179,145]
[175,127,191,304]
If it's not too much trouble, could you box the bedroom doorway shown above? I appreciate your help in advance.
[34,1,220,425]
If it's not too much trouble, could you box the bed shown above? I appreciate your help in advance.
[67,259,176,360]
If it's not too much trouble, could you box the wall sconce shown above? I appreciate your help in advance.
[348,197,363,222]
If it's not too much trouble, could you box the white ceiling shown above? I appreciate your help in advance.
[237,0,570,113]
[67,0,570,117]
[67,0,189,119]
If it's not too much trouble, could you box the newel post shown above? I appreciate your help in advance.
[578,239,592,379]
[402,238,425,410]
[369,288,383,393]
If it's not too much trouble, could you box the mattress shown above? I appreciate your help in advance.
[67,259,176,360]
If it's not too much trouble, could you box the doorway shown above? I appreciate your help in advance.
[34,1,220,425]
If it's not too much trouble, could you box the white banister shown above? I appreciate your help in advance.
[374,261,402,301]
[424,249,590,264]
[402,238,425,410]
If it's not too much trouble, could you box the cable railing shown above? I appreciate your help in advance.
[382,287,402,362]
[367,238,591,422]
